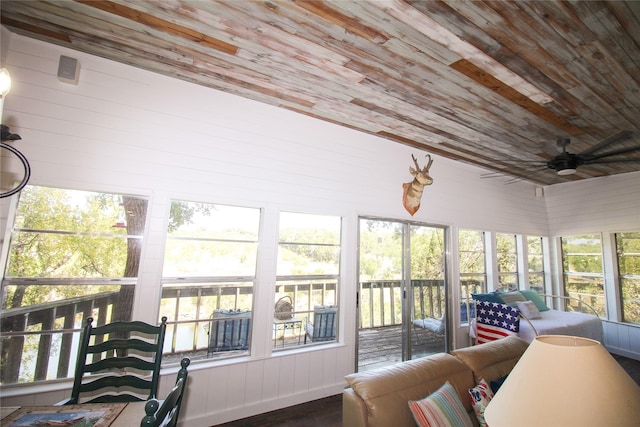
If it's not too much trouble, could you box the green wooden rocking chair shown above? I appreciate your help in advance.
[59,316,167,405]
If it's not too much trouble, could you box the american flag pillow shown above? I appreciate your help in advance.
[475,300,520,344]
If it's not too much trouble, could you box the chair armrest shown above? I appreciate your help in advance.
[54,397,76,406]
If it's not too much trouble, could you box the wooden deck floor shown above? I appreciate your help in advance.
[357,324,445,371]
[166,323,446,371]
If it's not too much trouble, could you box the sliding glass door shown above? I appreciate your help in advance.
[357,218,448,371]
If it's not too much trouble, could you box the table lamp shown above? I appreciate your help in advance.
[484,335,640,427]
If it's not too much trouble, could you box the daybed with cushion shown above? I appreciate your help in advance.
[470,289,603,344]
[343,335,529,427]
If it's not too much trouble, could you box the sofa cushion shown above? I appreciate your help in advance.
[344,353,475,427]
[452,336,529,384]
[409,381,474,427]
[519,289,550,311]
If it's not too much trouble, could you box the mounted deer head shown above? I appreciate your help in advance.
[402,154,434,216]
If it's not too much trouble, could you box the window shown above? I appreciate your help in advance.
[0,186,147,384]
[561,234,606,316]
[275,212,341,349]
[527,236,546,294]
[160,201,260,360]
[458,229,486,302]
[496,233,518,292]
[616,232,640,324]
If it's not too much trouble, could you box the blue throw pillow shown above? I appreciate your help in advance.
[472,292,504,304]
[490,375,508,394]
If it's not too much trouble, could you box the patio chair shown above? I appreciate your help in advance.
[207,309,251,354]
[304,305,337,344]
[140,357,190,427]
[60,316,167,405]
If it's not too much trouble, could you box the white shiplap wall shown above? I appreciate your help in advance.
[0,31,637,424]
[545,172,640,360]
[545,172,640,235]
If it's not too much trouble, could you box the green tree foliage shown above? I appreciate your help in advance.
[527,236,543,272]
[562,235,603,274]
[410,226,444,280]
[167,201,211,233]
[561,235,606,316]
[1,188,212,384]
[459,229,485,274]
[278,215,341,275]
[358,221,403,281]
[496,233,517,273]
[3,187,131,309]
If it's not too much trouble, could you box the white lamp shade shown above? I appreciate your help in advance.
[484,335,640,427]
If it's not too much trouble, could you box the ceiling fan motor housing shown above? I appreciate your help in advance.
[548,153,583,175]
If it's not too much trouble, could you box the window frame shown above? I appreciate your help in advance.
[615,232,640,324]
[560,234,606,317]
[458,228,487,300]
[159,200,261,361]
[274,211,342,350]
[496,233,519,292]
[526,235,547,295]
[0,185,148,385]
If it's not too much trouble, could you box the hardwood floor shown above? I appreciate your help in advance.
[212,351,640,427]
[212,394,342,427]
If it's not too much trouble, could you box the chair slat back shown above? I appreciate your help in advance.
[66,316,167,404]
[207,310,251,354]
[313,309,337,340]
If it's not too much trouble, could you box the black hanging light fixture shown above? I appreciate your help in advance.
[0,67,30,198]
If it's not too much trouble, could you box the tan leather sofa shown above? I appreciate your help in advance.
[343,336,529,427]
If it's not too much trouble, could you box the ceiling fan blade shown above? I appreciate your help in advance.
[481,172,504,178]
[503,166,550,184]
[584,145,640,161]
[583,157,640,165]
[579,130,633,156]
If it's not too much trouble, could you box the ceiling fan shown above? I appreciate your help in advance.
[546,130,640,176]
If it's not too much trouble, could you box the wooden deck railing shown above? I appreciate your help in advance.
[1,279,480,385]
[0,290,121,384]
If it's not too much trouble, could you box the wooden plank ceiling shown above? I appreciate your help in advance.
[2,0,640,185]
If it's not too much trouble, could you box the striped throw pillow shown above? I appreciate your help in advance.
[409,381,473,427]
[498,291,526,307]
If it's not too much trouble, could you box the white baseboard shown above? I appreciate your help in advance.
[606,345,640,362]
[181,382,346,427]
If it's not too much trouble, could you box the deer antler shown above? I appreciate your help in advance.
[412,154,420,169]
[412,154,433,172]
[425,154,433,171]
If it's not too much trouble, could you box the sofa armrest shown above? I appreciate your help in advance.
[344,353,475,427]
[452,335,529,383]
[343,388,368,427]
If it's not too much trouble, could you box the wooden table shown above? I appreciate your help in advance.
[1,401,147,426]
